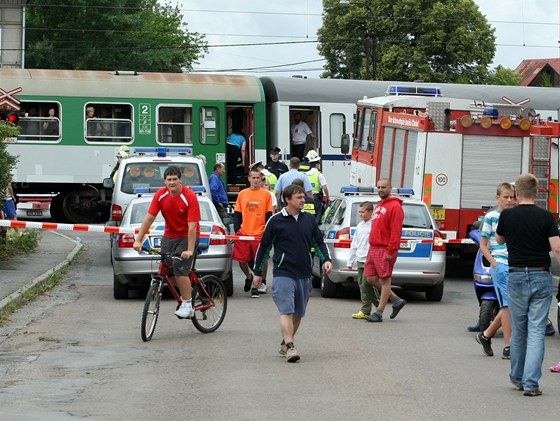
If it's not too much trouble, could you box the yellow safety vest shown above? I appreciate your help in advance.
[265,172,277,194]
[304,201,316,215]
[305,169,321,194]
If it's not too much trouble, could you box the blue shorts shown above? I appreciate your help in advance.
[271,276,312,318]
[490,262,509,308]
[2,199,16,219]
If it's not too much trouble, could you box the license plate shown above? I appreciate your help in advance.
[26,210,43,216]
[399,242,412,250]
[431,208,446,220]
[151,237,162,248]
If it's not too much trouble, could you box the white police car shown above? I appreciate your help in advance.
[104,147,211,226]
[111,194,233,299]
[312,187,446,301]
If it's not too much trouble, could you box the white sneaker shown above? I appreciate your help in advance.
[175,301,194,318]
[257,282,267,294]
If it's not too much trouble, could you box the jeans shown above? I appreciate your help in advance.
[507,271,553,390]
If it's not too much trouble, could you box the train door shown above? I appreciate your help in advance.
[289,107,320,159]
[226,104,254,185]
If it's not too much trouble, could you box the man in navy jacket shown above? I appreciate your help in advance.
[253,184,332,363]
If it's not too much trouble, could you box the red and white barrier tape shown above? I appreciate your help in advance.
[0,219,474,244]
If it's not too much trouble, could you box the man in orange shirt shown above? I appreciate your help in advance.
[233,169,274,297]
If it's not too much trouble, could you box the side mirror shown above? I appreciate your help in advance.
[341,134,350,155]
[103,178,114,188]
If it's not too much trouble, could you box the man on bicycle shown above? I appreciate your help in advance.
[133,166,201,319]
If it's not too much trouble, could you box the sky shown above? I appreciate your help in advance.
[172,0,560,78]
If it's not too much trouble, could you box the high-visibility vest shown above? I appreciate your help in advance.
[305,168,321,194]
[261,169,277,193]
[298,162,311,173]
[304,199,316,215]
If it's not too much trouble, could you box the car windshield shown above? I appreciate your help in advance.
[120,162,202,194]
[350,201,433,229]
[129,200,213,225]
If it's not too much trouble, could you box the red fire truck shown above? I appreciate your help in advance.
[349,86,560,256]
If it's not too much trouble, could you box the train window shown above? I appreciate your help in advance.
[16,102,61,142]
[157,105,193,145]
[85,103,133,144]
[329,113,345,148]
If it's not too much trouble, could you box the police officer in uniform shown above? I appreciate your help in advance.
[265,147,289,179]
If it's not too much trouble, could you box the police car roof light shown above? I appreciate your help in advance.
[340,186,375,194]
[133,147,193,157]
[190,185,206,194]
[133,187,151,194]
[340,186,414,196]
[387,85,442,97]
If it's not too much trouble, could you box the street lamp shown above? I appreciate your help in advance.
[339,0,377,80]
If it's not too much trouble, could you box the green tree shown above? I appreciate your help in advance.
[486,65,522,86]
[318,0,496,83]
[0,123,19,202]
[25,0,207,72]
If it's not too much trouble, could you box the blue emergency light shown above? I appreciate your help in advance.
[340,186,415,196]
[190,186,206,194]
[387,85,442,97]
[133,147,193,157]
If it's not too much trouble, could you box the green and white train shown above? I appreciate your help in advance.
[2,69,560,224]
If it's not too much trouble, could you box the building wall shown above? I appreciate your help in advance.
[0,0,25,68]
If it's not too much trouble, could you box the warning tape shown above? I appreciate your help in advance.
[0,219,474,244]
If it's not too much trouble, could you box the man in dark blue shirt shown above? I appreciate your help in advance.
[253,183,331,363]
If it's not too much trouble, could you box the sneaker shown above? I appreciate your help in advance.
[510,379,523,391]
[286,346,300,363]
[502,346,510,360]
[244,277,253,292]
[175,301,194,318]
[278,342,287,356]
[549,362,560,373]
[257,282,267,294]
[352,311,368,319]
[365,312,383,322]
[523,389,542,397]
[390,299,406,319]
[251,287,260,298]
[475,332,494,356]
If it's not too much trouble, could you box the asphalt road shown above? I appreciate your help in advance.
[0,231,559,420]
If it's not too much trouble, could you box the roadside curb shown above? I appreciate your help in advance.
[0,231,83,314]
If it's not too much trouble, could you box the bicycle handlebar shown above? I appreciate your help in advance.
[140,243,208,256]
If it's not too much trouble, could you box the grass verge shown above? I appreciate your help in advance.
[0,229,41,261]
[0,265,70,325]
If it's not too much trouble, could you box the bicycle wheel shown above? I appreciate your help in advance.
[191,275,227,333]
[141,280,162,341]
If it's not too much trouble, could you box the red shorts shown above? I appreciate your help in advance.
[364,247,396,279]
[232,231,261,263]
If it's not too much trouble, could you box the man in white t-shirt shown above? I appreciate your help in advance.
[290,112,314,160]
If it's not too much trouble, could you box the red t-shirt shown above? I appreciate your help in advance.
[148,185,201,238]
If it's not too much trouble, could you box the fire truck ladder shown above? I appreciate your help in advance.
[530,135,551,210]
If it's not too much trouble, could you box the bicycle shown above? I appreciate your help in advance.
[140,243,227,341]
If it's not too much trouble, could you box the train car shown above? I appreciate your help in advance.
[0,69,266,223]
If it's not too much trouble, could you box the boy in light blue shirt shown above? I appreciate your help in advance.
[476,182,516,359]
